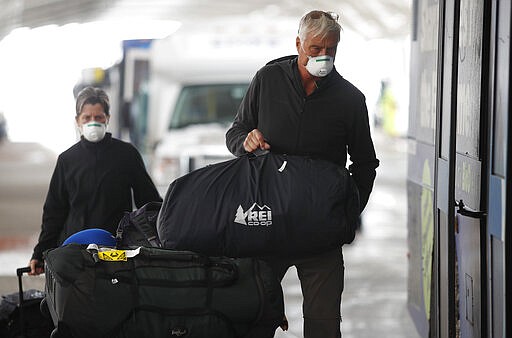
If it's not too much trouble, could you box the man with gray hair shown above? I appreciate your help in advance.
[226,10,379,337]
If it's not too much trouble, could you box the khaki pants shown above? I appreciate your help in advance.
[267,248,344,338]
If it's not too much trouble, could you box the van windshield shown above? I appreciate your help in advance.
[169,84,249,129]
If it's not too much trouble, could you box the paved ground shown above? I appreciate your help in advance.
[0,130,421,338]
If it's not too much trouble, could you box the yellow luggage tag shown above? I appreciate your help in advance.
[86,244,141,262]
[97,250,127,261]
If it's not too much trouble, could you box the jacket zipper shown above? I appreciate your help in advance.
[294,97,307,153]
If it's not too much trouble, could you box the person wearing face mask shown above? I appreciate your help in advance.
[226,10,379,338]
[29,86,162,275]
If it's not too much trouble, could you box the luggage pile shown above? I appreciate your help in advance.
[39,151,358,337]
[43,201,284,338]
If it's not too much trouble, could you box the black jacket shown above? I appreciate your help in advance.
[32,133,161,260]
[226,56,379,211]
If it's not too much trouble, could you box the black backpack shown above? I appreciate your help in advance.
[116,201,162,248]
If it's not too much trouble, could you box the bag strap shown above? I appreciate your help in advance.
[249,148,270,157]
[130,202,162,247]
[115,212,130,247]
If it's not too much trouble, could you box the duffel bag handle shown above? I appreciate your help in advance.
[88,244,213,266]
[140,247,212,265]
[249,148,270,157]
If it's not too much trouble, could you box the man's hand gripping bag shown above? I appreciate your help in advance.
[157,152,360,257]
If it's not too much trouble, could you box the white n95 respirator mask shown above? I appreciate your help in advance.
[304,54,334,77]
[81,122,107,142]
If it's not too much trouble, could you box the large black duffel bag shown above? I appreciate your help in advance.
[157,151,360,258]
[43,244,284,338]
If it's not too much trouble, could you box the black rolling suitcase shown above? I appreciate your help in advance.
[43,244,284,338]
[0,267,53,338]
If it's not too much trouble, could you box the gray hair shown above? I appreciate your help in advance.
[298,10,342,42]
[75,86,110,116]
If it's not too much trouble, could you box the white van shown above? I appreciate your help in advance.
[147,17,296,194]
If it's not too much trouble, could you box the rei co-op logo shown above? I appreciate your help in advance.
[234,203,272,226]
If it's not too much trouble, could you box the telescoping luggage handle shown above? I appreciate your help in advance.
[16,266,33,337]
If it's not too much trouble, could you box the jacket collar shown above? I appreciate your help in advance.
[80,132,112,149]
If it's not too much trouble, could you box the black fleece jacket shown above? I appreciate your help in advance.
[226,55,379,211]
[32,133,161,260]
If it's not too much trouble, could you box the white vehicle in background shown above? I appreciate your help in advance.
[147,16,296,194]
